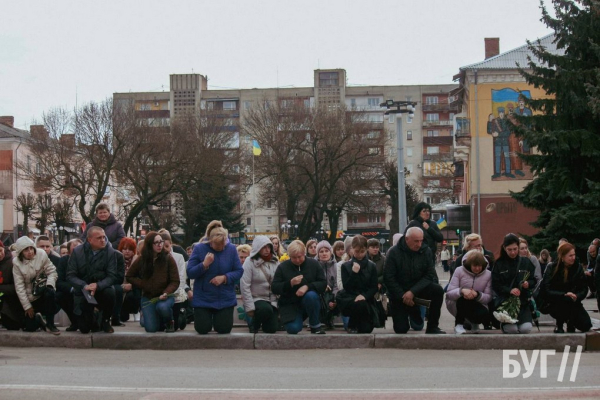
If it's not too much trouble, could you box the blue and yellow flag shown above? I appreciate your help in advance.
[252,140,261,156]
[436,217,447,230]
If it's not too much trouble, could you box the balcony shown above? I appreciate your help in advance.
[423,120,453,128]
[421,103,460,112]
[423,153,453,161]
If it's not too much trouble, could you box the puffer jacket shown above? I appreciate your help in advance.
[445,260,492,317]
[240,235,279,312]
[12,236,57,311]
[81,213,125,249]
[383,237,436,302]
[187,241,243,310]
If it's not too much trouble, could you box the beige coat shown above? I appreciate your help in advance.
[12,237,58,311]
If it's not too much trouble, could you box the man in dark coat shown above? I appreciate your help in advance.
[68,226,118,334]
[384,227,446,334]
[81,202,125,250]
[272,240,327,334]
[0,241,22,330]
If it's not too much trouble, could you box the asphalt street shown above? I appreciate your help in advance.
[0,347,599,399]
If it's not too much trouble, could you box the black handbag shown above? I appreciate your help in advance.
[370,298,387,328]
[319,291,336,324]
[32,272,48,297]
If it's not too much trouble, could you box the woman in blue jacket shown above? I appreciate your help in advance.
[187,227,243,334]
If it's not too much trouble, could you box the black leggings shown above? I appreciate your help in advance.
[251,300,279,333]
[549,299,592,332]
[194,306,234,334]
[455,297,489,325]
[344,300,374,333]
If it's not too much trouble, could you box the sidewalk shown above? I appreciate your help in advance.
[1,266,598,351]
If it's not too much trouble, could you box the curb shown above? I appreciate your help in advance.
[0,330,597,351]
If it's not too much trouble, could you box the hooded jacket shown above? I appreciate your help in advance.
[11,236,58,312]
[405,202,443,254]
[187,241,243,310]
[240,235,279,312]
[383,236,436,302]
[81,213,126,249]
[445,258,492,317]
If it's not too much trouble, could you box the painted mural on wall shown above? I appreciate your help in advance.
[487,88,534,181]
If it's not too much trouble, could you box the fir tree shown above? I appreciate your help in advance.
[512,0,600,252]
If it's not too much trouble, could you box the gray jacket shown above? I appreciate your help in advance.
[240,235,279,312]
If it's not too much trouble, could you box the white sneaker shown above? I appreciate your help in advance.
[134,313,141,322]
[454,324,466,334]
[470,323,481,334]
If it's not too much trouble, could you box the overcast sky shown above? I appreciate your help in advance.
[1,0,554,129]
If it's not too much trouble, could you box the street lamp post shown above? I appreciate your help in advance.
[380,100,417,234]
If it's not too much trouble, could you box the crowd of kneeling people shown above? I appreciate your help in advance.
[0,202,597,336]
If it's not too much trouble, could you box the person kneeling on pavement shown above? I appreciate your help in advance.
[240,235,280,333]
[445,250,492,334]
[337,235,379,334]
[272,240,327,334]
[12,236,61,335]
[384,227,446,334]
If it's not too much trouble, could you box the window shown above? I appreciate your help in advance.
[367,98,380,107]
[223,101,236,110]
[427,146,440,155]
[407,114,413,124]
[367,131,380,139]
[389,114,394,123]
[427,130,439,137]
[266,199,272,208]
[450,113,455,121]
[369,147,380,155]
[246,201,252,212]
[352,215,358,224]
[426,113,440,121]
[319,72,339,87]
[388,131,395,140]
[425,96,439,105]
[368,215,381,223]
[243,101,252,110]
[350,98,356,107]
[232,164,240,174]
[247,217,252,226]
[267,217,272,225]
[388,147,396,157]
[406,164,414,174]
[407,131,413,140]
[428,179,441,187]
[368,114,384,123]
[140,103,151,111]
[27,155,31,172]
[425,196,432,204]
[407,147,413,157]
[304,99,311,108]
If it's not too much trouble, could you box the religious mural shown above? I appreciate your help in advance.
[487,88,534,181]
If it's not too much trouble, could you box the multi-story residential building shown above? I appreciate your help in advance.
[114,70,456,244]
[452,35,562,253]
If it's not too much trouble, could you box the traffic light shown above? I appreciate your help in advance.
[456,228,461,235]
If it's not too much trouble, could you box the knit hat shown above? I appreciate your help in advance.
[315,240,332,255]
[344,236,354,255]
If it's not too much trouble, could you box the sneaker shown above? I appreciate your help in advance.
[554,325,565,334]
[47,324,61,335]
[426,327,446,334]
[347,329,358,334]
[470,323,481,334]
[111,319,126,327]
[102,320,114,334]
[35,313,47,332]
[310,326,326,335]
[454,324,466,334]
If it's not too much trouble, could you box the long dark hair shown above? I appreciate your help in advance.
[496,233,520,262]
[551,242,576,283]
[140,231,168,279]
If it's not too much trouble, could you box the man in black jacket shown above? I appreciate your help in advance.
[384,227,446,334]
[272,240,327,334]
[67,226,118,334]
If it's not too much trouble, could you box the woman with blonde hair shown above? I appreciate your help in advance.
[269,235,285,258]
[187,227,243,334]
[538,249,552,275]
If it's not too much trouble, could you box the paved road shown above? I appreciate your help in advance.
[1,348,599,399]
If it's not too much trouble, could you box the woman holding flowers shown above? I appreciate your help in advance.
[492,233,538,334]
[126,232,180,333]
[541,242,592,333]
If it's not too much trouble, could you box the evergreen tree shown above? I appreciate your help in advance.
[512,0,600,252]
[194,183,245,242]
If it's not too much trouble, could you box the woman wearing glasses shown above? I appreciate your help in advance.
[126,232,180,333]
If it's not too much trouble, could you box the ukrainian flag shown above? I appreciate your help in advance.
[436,217,447,230]
[252,140,261,156]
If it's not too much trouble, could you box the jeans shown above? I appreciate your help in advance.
[141,296,174,333]
[284,290,321,334]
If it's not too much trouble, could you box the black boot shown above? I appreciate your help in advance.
[166,320,175,333]
[554,320,565,334]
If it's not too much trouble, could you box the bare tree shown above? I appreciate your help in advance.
[52,198,73,244]
[242,102,383,242]
[16,98,131,223]
[34,194,53,235]
[14,193,36,237]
